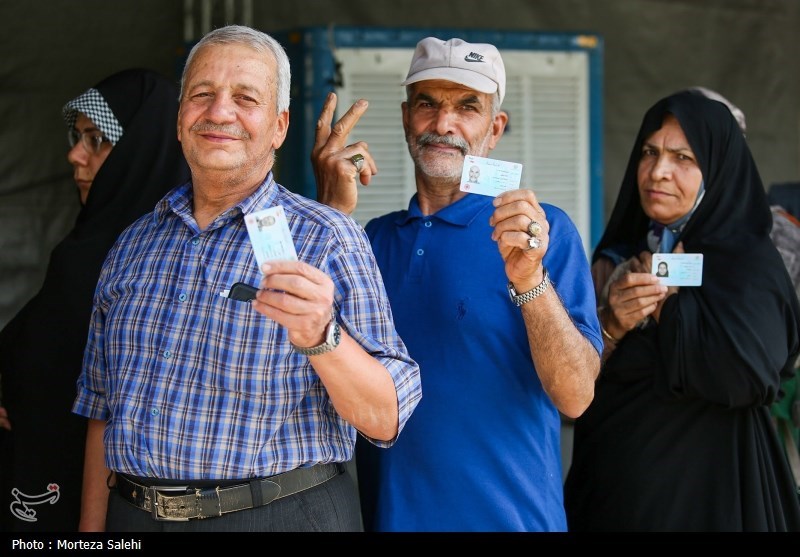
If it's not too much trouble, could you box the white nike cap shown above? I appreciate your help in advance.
[401,37,506,104]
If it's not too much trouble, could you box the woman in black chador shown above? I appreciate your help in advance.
[0,69,190,531]
[564,91,800,531]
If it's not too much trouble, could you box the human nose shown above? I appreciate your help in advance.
[649,154,673,180]
[431,107,458,136]
[203,92,238,122]
[67,141,89,166]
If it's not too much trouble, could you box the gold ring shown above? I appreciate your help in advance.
[527,220,542,237]
[350,153,365,172]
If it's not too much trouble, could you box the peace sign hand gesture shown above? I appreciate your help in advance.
[311,92,377,215]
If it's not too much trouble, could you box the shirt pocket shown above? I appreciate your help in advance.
[192,293,295,396]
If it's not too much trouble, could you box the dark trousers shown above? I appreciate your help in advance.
[105,469,362,532]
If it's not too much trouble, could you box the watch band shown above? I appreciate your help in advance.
[508,268,550,307]
[291,315,341,356]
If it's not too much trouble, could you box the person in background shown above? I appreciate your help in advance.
[563,90,800,531]
[313,36,601,531]
[72,25,421,532]
[0,68,191,531]
[691,86,800,503]
[686,86,747,135]
[770,203,800,496]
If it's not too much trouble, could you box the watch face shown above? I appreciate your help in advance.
[331,323,341,346]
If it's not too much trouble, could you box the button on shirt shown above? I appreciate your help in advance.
[72,175,421,480]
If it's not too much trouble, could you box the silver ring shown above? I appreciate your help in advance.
[350,153,365,172]
[527,236,541,250]
[527,220,542,237]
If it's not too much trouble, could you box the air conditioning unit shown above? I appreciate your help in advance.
[276,26,604,253]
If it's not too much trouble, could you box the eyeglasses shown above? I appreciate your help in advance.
[68,129,112,155]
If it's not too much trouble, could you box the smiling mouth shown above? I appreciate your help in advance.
[200,132,240,142]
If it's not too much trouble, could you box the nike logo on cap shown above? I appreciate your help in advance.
[464,52,485,63]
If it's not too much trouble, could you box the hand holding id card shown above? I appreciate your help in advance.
[459,155,523,197]
[244,205,298,270]
[651,253,703,286]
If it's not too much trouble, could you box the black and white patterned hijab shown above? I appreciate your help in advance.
[62,87,124,144]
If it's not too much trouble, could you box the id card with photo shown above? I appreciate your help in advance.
[651,253,703,286]
[459,155,523,197]
[244,205,298,269]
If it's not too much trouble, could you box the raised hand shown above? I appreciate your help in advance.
[311,92,377,215]
[490,189,549,290]
[251,261,335,349]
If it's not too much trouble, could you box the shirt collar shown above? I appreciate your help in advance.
[153,173,277,226]
[395,192,493,227]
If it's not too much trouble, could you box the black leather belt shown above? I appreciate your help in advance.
[115,463,343,521]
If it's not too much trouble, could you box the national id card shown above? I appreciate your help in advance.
[244,205,298,270]
[651,253,703,287]
[459,155,523,197]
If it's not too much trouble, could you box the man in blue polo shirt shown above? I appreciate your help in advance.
[313,37,602,531]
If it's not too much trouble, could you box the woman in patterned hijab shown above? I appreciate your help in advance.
[0,68,190,531]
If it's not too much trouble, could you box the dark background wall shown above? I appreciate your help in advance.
[2,0,799,328]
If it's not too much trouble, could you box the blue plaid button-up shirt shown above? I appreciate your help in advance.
[73,174,421,480]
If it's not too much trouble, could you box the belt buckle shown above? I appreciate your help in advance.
[149,485,190,521]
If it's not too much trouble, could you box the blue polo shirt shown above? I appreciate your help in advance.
[356,192,602,532]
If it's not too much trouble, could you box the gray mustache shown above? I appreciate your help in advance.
[190,122,250,139]
[416,133,468,155]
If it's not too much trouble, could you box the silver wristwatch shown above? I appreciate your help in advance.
[507,268,551,307]
[291,314,341,356]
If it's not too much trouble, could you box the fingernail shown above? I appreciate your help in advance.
[261,263,271,273]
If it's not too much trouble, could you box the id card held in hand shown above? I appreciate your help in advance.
[459,155,523,197]
[651,253,703,286]
[244,205,298,270]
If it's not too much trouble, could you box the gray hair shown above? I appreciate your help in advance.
[181,25,291,113]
